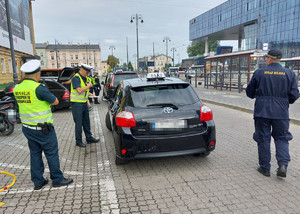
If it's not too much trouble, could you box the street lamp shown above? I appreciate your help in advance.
[130,14,144,73]
[109,46,116,56]
[171,47,177,66]
[163,36,171,69]
[55,39,59,68]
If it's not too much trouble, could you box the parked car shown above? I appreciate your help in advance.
[2,79,70,113]
[102,71,139,101]
[105,72,216,165]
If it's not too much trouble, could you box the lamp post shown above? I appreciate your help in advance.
[109,46,116,57]
[130,14,144,73]
[55,39,59,68]
[171,47,177,66]
[163,36,171,69]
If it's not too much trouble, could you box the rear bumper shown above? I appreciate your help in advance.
[115,124,216,160]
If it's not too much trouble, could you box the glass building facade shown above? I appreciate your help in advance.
[189,0,300,58]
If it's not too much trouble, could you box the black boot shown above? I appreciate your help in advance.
[277,165,287,177]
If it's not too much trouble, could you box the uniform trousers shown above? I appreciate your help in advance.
[71,102,93,144]
[22,125,64,187]
[253,118,292,171]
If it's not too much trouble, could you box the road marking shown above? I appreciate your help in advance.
[93,105,119,213]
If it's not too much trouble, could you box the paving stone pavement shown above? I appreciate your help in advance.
[0,88,300,214]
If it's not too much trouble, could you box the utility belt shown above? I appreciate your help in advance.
[23,122,53,134]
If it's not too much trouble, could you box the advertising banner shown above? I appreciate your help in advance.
[0,0,33,55]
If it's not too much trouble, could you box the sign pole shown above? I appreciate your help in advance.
[4,0,18,83]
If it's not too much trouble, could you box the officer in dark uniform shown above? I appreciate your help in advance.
[13,60,73,190]
[70,64,99,147]
[246,49,299,177]
[92,71,101,104]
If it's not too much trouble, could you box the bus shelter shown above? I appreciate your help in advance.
[204,50,266,92]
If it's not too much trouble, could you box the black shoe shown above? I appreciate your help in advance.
[34,178,48,190]
[52,178,73,188]
[87,137,100,144]
[257,167,270,177]
[76,143,86,148]
[95,102,100,104]
[277,165,287,177]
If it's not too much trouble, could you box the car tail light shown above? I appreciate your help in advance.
[121,149,127,154]
[8,87,15,92]
[116,111,136,127]
[110,76,114,88]
[210,141,215,146]
[62,90,70,99]
[200,105,213,121]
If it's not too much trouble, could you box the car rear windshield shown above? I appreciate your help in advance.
[113,73,138,86]
[128,84,199,108]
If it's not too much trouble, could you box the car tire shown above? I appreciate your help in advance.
[105,112,112,131]
[115,156,128,165]
[193,151,210,157]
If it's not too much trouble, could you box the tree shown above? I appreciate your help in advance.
[107,55,119,69]
[187,40,219,57]
[128,62,134,71]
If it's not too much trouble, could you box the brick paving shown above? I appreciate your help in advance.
[0,87,300,214]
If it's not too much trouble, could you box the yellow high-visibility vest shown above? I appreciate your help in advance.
[70,73,89,103]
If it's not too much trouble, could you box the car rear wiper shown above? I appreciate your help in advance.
[146,103,178,110]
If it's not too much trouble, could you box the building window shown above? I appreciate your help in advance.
[8,59,12,73]
[1,58,5,74]
[75,55,78,60]
[83,55,86,60]
[51,55,54,60]
[71,63,75,67]
[40,52,43,57]
[71,55,73,60]
[41,60,44,65]
[52,63,55,68]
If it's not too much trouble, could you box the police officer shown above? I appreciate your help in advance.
[13,60,73,189]
[70,63,99,147]
[246,49,299,178]
[92,71,101,104]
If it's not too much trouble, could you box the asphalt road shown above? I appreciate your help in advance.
[0,98,300,213]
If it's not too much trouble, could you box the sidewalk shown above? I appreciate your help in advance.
[192,84,300,125]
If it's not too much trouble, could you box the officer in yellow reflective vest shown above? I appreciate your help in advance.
[71,64,99,147]
[92,71,101,104]
[13,60,73,190]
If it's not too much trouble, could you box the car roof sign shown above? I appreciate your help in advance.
[146,72,165,81]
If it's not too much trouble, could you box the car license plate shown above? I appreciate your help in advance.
[152,120,186,130]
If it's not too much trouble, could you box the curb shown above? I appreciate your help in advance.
[202,99,300,126]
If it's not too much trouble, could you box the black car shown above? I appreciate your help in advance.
[105,73,216,165]
[102,71,139,101]
[2,79,70,112]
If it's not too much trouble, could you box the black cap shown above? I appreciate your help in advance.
[267,49,282,59]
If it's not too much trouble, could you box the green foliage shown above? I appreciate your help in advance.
[0,82,13,90]
[128,62,134,71]
[107,55,120,69]
[187,40,219,57]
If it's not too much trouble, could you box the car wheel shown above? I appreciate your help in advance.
[115,156,128,165]
[105,112,112,131]
[193,151,210,157]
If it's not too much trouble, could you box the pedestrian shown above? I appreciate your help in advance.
[92,71,101,104]
[70,63,99,148]
[13,60,73,190]
[246,49,299,178]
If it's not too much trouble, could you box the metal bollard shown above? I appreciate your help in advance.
[0,171,16,207]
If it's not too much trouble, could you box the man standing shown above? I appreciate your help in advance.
[92,71,101,104]
[13,60,73,189]
[246,50,299,178]
[70,64,99,147]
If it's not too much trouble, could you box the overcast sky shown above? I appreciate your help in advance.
[32,0,229,65]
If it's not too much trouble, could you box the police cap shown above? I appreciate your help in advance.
[20,60,41,74]
[81,63,93,73]
[267,49,282,60]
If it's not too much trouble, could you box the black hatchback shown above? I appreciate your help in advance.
[105,73,216,165]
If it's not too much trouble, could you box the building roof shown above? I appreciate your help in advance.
[35,43,101,51]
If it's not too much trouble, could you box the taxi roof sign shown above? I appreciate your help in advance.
[146,72,165,81]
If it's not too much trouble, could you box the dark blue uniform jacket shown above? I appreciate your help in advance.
[246,63,299,119]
